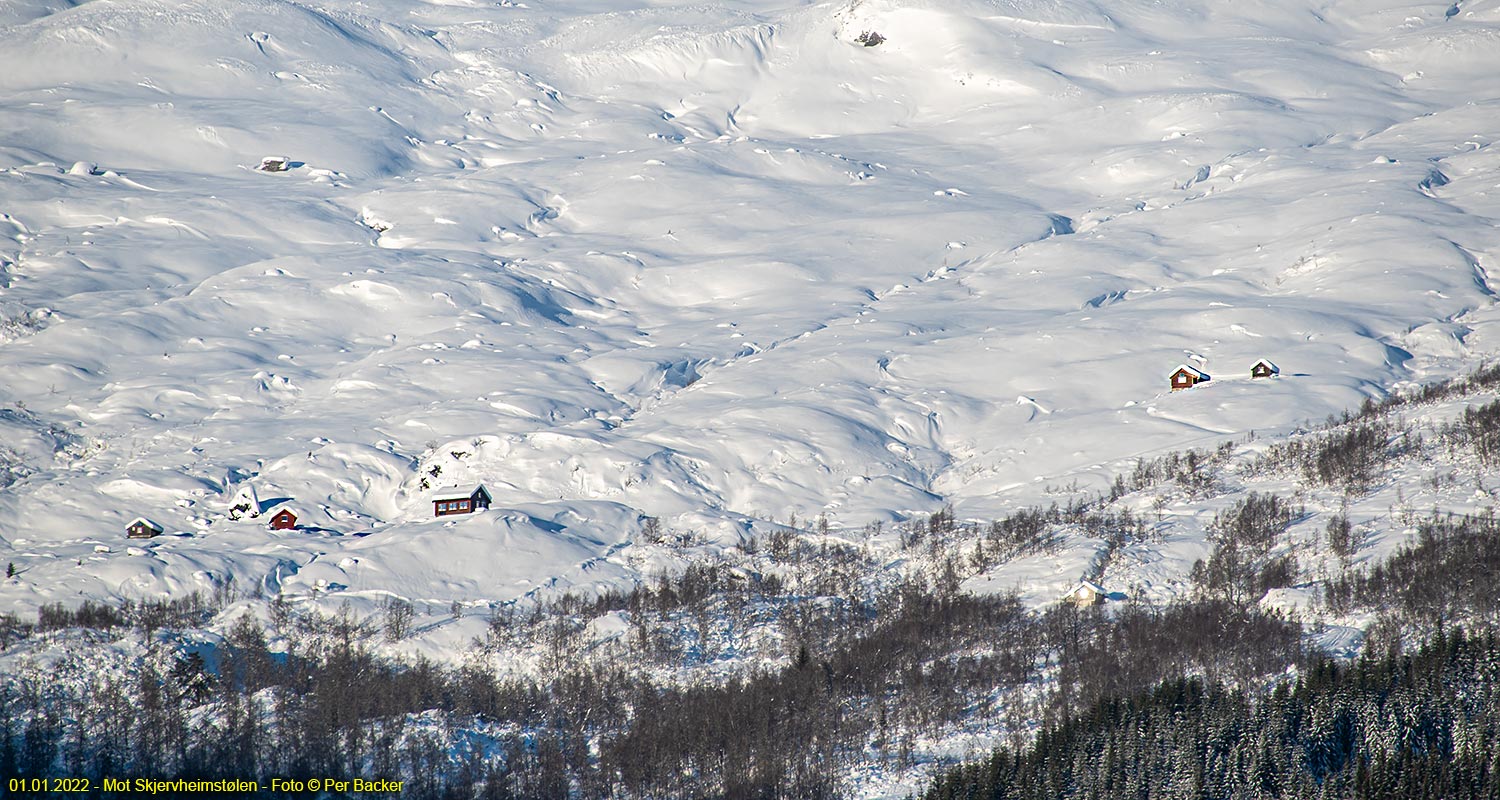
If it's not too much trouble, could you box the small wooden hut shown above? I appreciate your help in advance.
[1169,364,1210,391]
[127,518,164,539]
[433,485,493,517]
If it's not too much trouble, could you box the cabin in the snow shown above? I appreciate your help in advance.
[269,508,298,531]
[1169,364,1210,391]
[1065,580,1108,607]
[127,518,164,539]
[1251,358,1280,379]
[433,485,492,517]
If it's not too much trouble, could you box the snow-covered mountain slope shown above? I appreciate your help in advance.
[2,0,1499,622]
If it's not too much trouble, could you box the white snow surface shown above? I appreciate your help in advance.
[2,0,1500,635]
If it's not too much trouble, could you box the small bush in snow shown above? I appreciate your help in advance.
[383,596,415,642]
[1459,398,1500,465]
[1326,512,1357,562]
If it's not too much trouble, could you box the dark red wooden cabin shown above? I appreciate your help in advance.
[1169,364,1210,391]
[433,485,493,517]
[127,517,164,539]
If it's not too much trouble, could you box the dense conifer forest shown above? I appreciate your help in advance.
[925,628,1500,800]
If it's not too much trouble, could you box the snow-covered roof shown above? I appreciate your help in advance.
[1252,358,1280,372]
[268,506,299,518]
[432,484,489,502]
[1169,364,1210,380]
[1070,580,1107,596]
[127,517,163,531]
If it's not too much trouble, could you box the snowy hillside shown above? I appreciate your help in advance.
[2,0,1500,644]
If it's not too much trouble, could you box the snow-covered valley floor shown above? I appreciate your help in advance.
[3,0,1500,793]
[3,0,1499,625]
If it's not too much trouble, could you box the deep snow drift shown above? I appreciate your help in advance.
[1,0,1499,630]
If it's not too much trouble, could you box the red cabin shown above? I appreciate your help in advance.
[269,508,298,531]
[433,485,492,517]
[1169,364,1210,391]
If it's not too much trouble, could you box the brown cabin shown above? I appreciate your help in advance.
[1065,580,1108,607]
[1251,358,1280,379]
[433,485,493,517]
[1169,364,1210,391]
[127,517,164,539]
[269,509,298,531]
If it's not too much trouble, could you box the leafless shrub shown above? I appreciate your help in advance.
[1211,492,1302,557]
[1326,512,1357,563]
[383,596,415,642]
[1455,398,1500,466]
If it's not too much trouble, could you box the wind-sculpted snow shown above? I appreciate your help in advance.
[1,0,1499,635]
